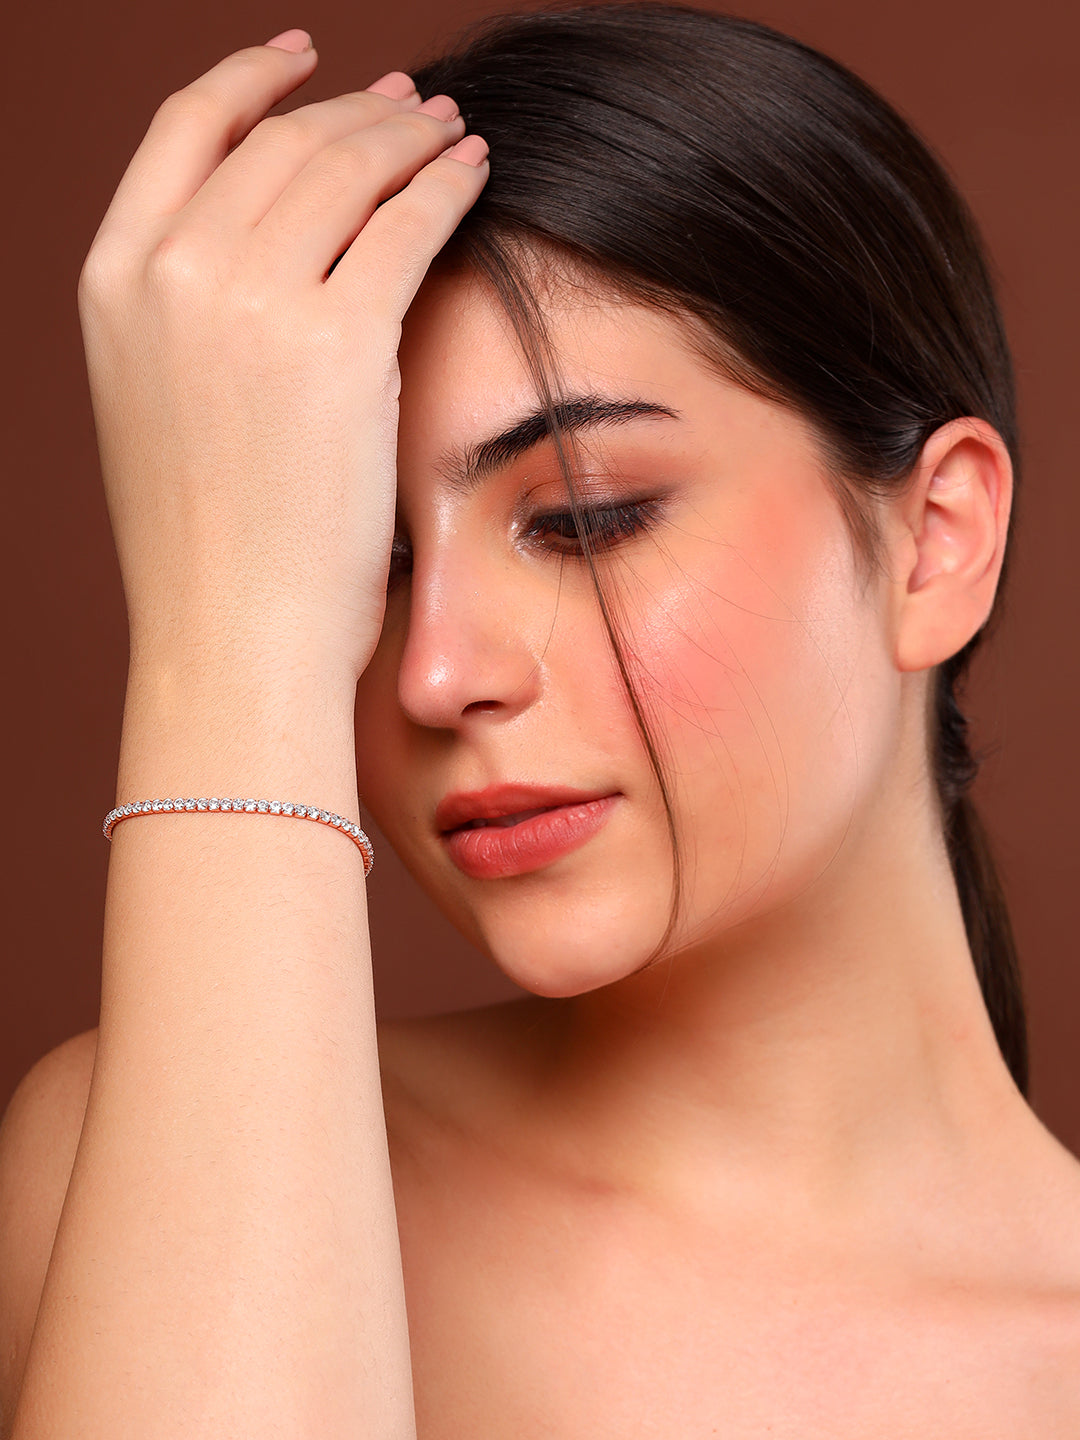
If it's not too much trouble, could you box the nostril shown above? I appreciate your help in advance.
[463,699,501,714]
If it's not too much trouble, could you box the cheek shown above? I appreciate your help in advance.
[615,501,895,920]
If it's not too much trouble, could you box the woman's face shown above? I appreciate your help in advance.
[354,263,905,996]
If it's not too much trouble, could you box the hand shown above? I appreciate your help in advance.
[78,32,488,684]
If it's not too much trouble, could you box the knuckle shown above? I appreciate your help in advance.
[341,89,385,112]
[373,198,438,264]
[143,232,207,292]
[397,110,449,145]
[224,48,275,84]
[427,161,476,202]
[155,47,269,127]
[155,84,223,130]
[255,110,318,150]
[317,138,376,189]
[399,168,469,223]
[386,191,437,232]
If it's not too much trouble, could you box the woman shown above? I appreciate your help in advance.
[1,2,1078,1433]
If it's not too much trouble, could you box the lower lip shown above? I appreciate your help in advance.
[443,795,620,880]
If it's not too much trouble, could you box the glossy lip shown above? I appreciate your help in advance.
[435,783,618,835]
[439,789,622,881]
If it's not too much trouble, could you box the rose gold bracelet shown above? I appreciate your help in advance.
[103,796,374,877]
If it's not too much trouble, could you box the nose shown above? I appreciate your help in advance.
[396,548,547,731]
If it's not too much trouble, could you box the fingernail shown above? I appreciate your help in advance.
[444,134,489,166]
[416,94,460,122]
[365,70,418,100]
[264,29,313,52]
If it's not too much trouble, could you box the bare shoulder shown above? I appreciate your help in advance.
[1003,1102,1080,1246]
[934,1096,1080,1402]
[1022,1114,1080,1278]
[0,1029,98,1419]
[997,1117,1080,1414]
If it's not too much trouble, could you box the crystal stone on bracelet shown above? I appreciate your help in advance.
[102,794,373,875]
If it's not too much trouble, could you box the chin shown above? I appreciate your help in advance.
[468,883,674,997]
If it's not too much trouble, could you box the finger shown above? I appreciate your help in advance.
[327,134,490,318]
[97,37,319,239]
[178,81,423,236]
[249,98,468,281]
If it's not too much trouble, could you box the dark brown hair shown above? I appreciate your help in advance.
[406,1,1027,1091]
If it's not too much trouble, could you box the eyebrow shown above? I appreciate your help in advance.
[435,393,681,493]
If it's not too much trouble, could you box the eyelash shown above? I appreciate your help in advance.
[387,499,661,589]
[523,499,662,555]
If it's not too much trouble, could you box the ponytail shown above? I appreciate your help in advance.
[934,650,1028,1094]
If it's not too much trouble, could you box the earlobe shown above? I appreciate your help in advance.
[894,418,1013,674]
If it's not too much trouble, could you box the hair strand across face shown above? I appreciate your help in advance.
[411,1,1027,1091]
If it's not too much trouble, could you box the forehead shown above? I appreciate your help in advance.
[397,264,710,450]
[394,259,827,493]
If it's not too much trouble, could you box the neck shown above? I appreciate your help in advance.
[525,776,1025,1224]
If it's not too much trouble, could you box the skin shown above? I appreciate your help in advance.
[0,36,490,1440]
[0,30,1078,1440]
[357,262,1080,1432]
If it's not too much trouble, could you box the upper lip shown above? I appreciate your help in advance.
[435,783,617,834]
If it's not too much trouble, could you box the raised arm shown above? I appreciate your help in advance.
[1,32,487,1439]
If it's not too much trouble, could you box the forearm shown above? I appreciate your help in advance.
[13,657,413,1439]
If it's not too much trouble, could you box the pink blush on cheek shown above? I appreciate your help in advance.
[613,491,869,891]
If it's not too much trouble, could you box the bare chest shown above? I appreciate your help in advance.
[389,1147,1080,1440]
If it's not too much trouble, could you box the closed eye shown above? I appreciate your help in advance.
[386,498,664,593]
[524,499,664,555]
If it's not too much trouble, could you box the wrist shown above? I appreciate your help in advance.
[117,655,360,817]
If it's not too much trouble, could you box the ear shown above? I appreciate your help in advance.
[893,417,1013,674]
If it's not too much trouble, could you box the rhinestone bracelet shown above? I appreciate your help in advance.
[103,797,373,877]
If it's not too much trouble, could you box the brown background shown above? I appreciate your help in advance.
[2,0,1077,1148]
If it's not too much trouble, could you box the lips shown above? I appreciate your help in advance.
[435,784,615,835]
[455,806,562,830]
[436,784,621,880]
